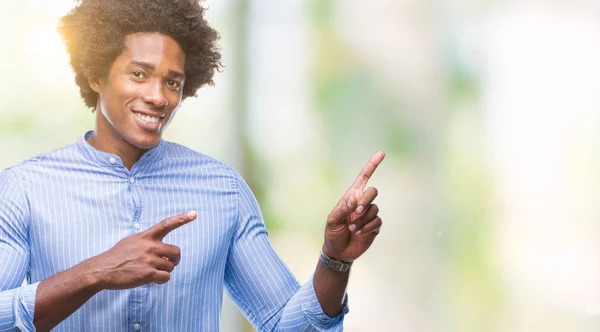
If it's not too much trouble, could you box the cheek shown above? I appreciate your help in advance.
[97,93,117,127]
[163,93,182,122]
[159,107,180,133]
[165,108,178,126]
[115,78,142,101]
[169,91,183,107]
[101,79,139,116]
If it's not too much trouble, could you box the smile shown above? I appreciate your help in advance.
[134,112,160,124]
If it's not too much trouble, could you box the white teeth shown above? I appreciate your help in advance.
[135,113,159,124]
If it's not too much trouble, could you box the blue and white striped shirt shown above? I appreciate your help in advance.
[0,131,348,331]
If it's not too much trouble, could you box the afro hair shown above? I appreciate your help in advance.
[58,0,222,108]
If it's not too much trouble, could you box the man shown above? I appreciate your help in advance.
[0,0,384,331]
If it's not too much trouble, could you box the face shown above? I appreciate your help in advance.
[90,33,186,151]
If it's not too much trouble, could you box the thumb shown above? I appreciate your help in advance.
[327,195,357,225]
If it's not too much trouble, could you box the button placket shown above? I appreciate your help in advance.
[128,172,145,326]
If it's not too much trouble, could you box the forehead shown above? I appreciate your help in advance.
[119,33,186,71]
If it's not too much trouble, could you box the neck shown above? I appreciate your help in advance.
[87,113,147,171]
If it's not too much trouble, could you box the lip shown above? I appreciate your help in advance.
[131,109,165,118]
[132,110,164,132]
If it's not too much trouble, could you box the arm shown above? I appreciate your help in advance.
[32,263,100,331]
[33,211,197,331]
[223,152,385,331]
[0,170,37,332]
[0,169,94,332]
[316,151,385,316]
[224,171,349,332]
[0,168,196,332]
[312,259,349,317]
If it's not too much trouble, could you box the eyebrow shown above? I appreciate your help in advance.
[130,60,185,80]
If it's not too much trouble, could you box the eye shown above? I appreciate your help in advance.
[131,70,146,79]
[166,80,181,91]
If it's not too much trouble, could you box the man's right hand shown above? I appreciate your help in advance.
[86,210,197,290]
[34,210,197,331]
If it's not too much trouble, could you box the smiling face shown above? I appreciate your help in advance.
[89,33,186,160]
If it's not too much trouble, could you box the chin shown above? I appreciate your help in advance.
[127,133,161,150]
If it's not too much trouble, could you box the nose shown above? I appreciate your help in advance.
[141,79,168,108]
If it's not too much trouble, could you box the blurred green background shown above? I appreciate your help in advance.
[2,0,600,331]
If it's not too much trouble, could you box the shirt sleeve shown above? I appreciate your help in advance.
[0,169,37,332]
[224,170,348,332]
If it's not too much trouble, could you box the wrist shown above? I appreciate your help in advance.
[321,244,352,263]
[73,258,106,293]
[319,247,353,272]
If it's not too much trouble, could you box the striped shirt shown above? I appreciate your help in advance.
[0,131,348,331]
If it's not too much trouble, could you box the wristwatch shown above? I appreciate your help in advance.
[319,250,353,272]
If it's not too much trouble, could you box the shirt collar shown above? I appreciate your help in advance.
[76,130,166,167]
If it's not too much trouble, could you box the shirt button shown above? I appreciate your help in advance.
[133,223,141,230]
[129,177,135,184]
[109,157,116,164]
[133,323,141,331]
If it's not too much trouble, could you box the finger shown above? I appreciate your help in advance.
[327,195,358,225]
[356,216,382,235]
[348,204,379,233]
[152,270,171,284]
[348,151,385,193]
[329,152,385,224]
[355,187,378,215]
[154,243,182,266]
[145,210,197,241]
[151,256,175,273]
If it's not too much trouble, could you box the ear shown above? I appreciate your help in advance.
[88,77,103,93]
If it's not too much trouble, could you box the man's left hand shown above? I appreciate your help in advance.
[322,151,385,263]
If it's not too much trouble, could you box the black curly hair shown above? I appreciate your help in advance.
[58,0,221,109]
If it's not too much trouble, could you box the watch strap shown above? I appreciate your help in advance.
[319,250,353,272]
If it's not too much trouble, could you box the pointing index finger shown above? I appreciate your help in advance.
[349,151,385,192]
[147,210,197,241]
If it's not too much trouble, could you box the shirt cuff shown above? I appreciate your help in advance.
[300,274,349,330]
[13,282,39,332]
